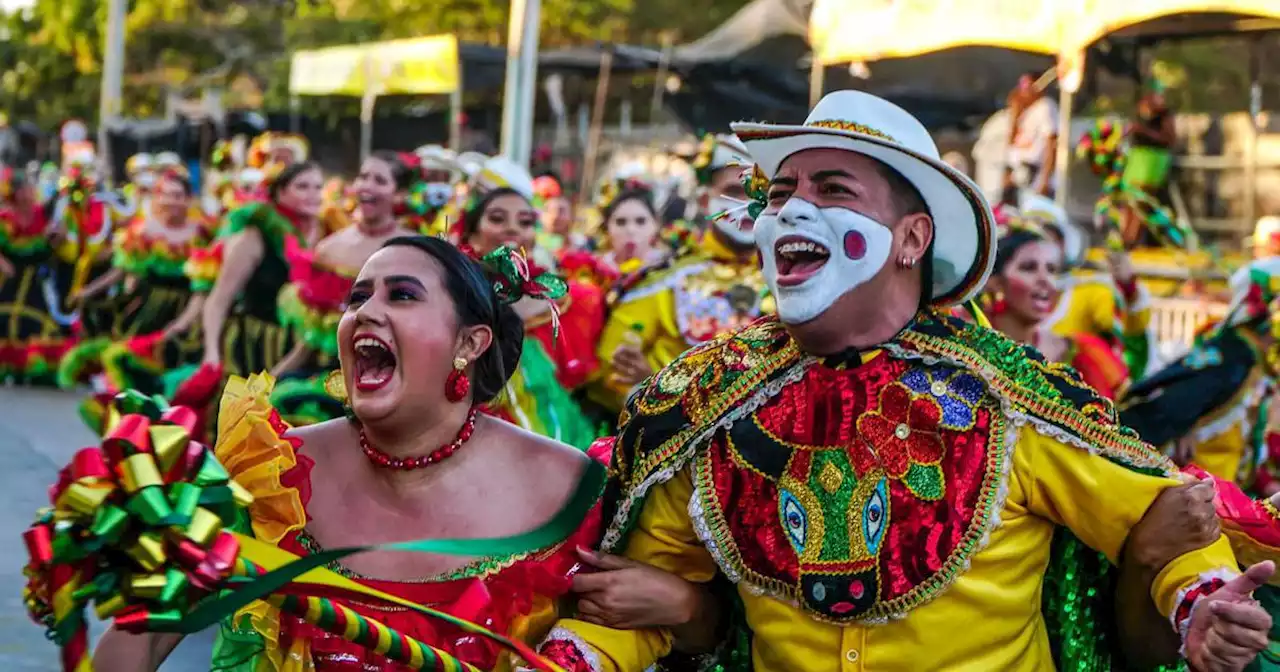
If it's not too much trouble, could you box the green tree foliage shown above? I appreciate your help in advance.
[2,0,749,129]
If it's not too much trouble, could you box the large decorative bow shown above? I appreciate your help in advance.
[23,391,573,672]
[23,391,248,669]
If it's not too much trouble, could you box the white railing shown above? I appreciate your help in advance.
[1149,297,1230,362]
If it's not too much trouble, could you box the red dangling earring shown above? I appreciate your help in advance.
[445,357,470,402]
[989,290,1008,316]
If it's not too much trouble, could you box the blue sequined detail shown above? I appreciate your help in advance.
[902,365,984,430]
[780,489,808,555]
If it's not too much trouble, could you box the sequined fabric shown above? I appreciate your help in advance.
[695,353,1007,623]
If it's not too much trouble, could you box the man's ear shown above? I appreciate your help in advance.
[898,212,933,263]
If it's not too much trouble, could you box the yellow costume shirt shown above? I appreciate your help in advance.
[591,232,767,412]
[1047,271,1150,344]
[541,314,1240,672]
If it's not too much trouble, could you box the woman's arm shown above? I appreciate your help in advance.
[93,627,184,672]
[269,340,313,378]
[74,267,126,303]
[200,229,265,365]
[162,293,206,340]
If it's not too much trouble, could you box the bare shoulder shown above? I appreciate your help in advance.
[284,417,357,471]
[479,417,592,505]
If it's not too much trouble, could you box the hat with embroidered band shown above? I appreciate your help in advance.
[1019,192,1084,267]
[731,90,996,307]
[472,155,535,204]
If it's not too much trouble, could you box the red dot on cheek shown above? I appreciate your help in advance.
[844,231,867,260]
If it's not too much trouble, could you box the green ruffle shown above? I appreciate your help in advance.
[276,285,339,356]
[514,337,599,450]
[0,223,50,259]
[221,202,296,259]
[113,245,190,279]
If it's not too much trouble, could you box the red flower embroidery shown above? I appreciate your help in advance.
[856,381,944,478]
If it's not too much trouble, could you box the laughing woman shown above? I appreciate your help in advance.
[460,163,604,449]
[93,235,609,671]
[984,219,1130,399]
[270,151,417,425]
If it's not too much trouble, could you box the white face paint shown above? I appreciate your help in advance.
[709,195,755,245]
[423,182,453,208]
[754,198,894,324]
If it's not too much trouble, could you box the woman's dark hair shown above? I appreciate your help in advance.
[267,161,320,203]
[602,188,657,224]
[380,235,524,403]
[369,150,417,192]
[993,230,1046,275]
[460,187,525,239]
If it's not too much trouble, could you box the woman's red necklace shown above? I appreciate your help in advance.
[359,406,479,470]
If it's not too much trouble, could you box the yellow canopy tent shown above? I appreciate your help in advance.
[289,35,464,159]
[810,0,1069,66]
[809,0,1279,224]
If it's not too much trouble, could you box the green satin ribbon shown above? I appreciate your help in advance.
[170,457,607,633]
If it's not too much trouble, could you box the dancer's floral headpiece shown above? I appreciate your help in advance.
[459,243,568,337]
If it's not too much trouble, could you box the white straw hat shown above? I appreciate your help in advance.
[732,90,996,306]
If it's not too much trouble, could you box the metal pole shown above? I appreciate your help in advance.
[578,50,613,212]
[515,0,541,166]
[1244,37,1262,231]
[98,0,127,185]
[650,33,674,123]
[289,95,301,134]
[500,0,528,161]
[809,55,825,108]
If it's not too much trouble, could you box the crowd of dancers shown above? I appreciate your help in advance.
[14,89,1280,671]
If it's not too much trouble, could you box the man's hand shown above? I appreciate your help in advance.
[571,548,704,629]
[609,344,652,388]
[1125,476,1219,574]
[1186,561,1275,671]
[1108,250,1136,287]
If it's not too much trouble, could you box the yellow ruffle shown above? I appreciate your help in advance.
[213,373,311,672]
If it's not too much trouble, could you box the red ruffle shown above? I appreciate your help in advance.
[527,281,605,390]
[272,438,603,670]
[0,338,76,371]
[284,236,353,312]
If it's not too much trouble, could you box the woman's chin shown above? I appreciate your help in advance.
[349,377,401,421]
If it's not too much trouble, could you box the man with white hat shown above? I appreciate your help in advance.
[590,133,770,413]
[536,91,1270,671]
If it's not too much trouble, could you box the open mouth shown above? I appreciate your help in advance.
[352,334,397,392]
[774,235,831,287]
[1030,287,1056,313]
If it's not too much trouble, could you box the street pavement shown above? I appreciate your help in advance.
[0,386,213,670]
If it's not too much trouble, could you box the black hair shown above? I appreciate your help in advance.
[157,170,194,196]
[872,161,934,309]
[379,235,524,403]
[368,150,417,192]
[993,230,1046,275]
[267,161,321,203]
[602,188,657,224]
[460,187,526,239]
